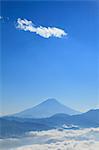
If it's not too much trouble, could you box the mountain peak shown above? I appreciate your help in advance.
[40,98,60,105]
[45,98,58,102]
[13,98,80,118]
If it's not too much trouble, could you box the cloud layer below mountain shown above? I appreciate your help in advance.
[1,128,98,150]
[15,140,99,150]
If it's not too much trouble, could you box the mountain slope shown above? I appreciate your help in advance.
[1,109,99,138]
[30,109,99,128]
[0,118,53,138]
[13,98,80,118]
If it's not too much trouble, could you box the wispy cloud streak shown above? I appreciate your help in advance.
[16,18,67,38]
[0,16,3,20]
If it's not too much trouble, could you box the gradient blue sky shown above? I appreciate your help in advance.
[1,1,99,115]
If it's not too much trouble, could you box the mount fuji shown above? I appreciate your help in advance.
[13,98,80,118]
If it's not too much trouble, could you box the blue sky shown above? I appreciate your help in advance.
[1,1,99,115]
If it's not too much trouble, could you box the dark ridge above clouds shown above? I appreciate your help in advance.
[0,109,99,138]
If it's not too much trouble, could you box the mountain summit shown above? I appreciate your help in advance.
[14,98,80,118]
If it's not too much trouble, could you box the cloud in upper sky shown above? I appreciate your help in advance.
[0,16,9,22]
[16,18,67,38]
[0,16,2,19]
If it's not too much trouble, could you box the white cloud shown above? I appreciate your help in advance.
[16,18,67,38]
[1,128,99,150]
[0,16,9,21]
[15,128,99,150]
[0,16,3,20]
[14,140,99,150]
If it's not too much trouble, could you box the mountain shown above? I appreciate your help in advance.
[72,109,99,127]
[13,98,80,118]
[24,108,98,128]
[1,109,99,138]
[0,118,53,138]
[32,109,99,128]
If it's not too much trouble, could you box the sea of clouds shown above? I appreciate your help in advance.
[1,128,99,150]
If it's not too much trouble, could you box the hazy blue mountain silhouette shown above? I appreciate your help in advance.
[48,109,99,128]
[1,109,99,138]
[13,98,80,118]
[0,118,53,138]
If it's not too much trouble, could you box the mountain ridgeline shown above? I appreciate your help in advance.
[0,99,99,138]
[13,98,80,118]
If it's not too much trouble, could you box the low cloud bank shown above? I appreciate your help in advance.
[13,128,99,150]
[15,140,99,150]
